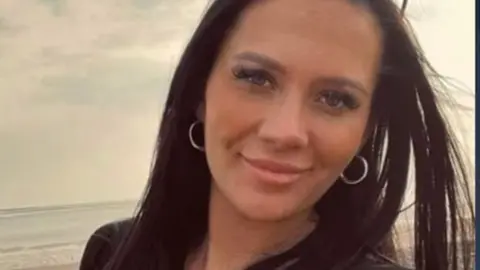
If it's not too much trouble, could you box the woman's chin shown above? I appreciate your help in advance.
[233,196,300,222]
[212,176,308,222]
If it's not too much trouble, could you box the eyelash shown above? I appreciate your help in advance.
[232,66,359,111]
[315,90,359,111]
[232,66,275,88]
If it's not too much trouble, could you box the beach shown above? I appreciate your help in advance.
[1,200,473,270]
[21,264,78,270]
[0,201,136,270]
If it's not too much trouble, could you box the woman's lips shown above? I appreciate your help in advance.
[241,155,309,185]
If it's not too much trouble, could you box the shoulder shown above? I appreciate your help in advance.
[349,253,413,270]
[79,218,134,270]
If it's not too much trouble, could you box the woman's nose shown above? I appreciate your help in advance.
[257,98,308,149]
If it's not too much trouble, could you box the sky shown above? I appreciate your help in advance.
[0,0,475,209]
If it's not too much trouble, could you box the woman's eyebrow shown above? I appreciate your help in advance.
[311,77,369,96]
[233,51,287,74]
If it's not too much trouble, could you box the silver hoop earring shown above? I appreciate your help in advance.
[189,121,205,151]
[341,156,368,185]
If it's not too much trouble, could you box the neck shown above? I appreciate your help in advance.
[194,185,316,270]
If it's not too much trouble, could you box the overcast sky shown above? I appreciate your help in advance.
[0,0,474,209]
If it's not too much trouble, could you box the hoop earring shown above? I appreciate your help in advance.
[340,156,368,185]
[189,121,205,151]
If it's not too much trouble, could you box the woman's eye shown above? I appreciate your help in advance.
[316,90,358,110]
[232,67,274,88]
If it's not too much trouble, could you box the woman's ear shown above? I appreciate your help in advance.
[196,102,206,123]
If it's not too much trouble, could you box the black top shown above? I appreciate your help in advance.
[79,219,412,270]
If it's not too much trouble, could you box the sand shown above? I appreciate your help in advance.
[19,264,78,270]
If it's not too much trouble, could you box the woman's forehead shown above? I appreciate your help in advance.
[226,0,382,59]
[237,0,379,31]
[219,0,383,92]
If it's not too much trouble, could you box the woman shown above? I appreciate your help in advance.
[80,0,474,269]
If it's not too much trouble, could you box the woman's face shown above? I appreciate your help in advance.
[203,0,382,221]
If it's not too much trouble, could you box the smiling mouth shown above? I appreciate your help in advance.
[241,155,309,185]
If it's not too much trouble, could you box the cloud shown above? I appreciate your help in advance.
[0,0,208,208]
[34,56,170,110]
[38,0,67,16]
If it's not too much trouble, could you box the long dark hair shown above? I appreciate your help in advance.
[104,0,475,269]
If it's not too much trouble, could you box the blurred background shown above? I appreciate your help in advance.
[0,0,474,269]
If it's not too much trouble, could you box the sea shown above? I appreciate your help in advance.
[0,200,137,270]
[0,201,472,270]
